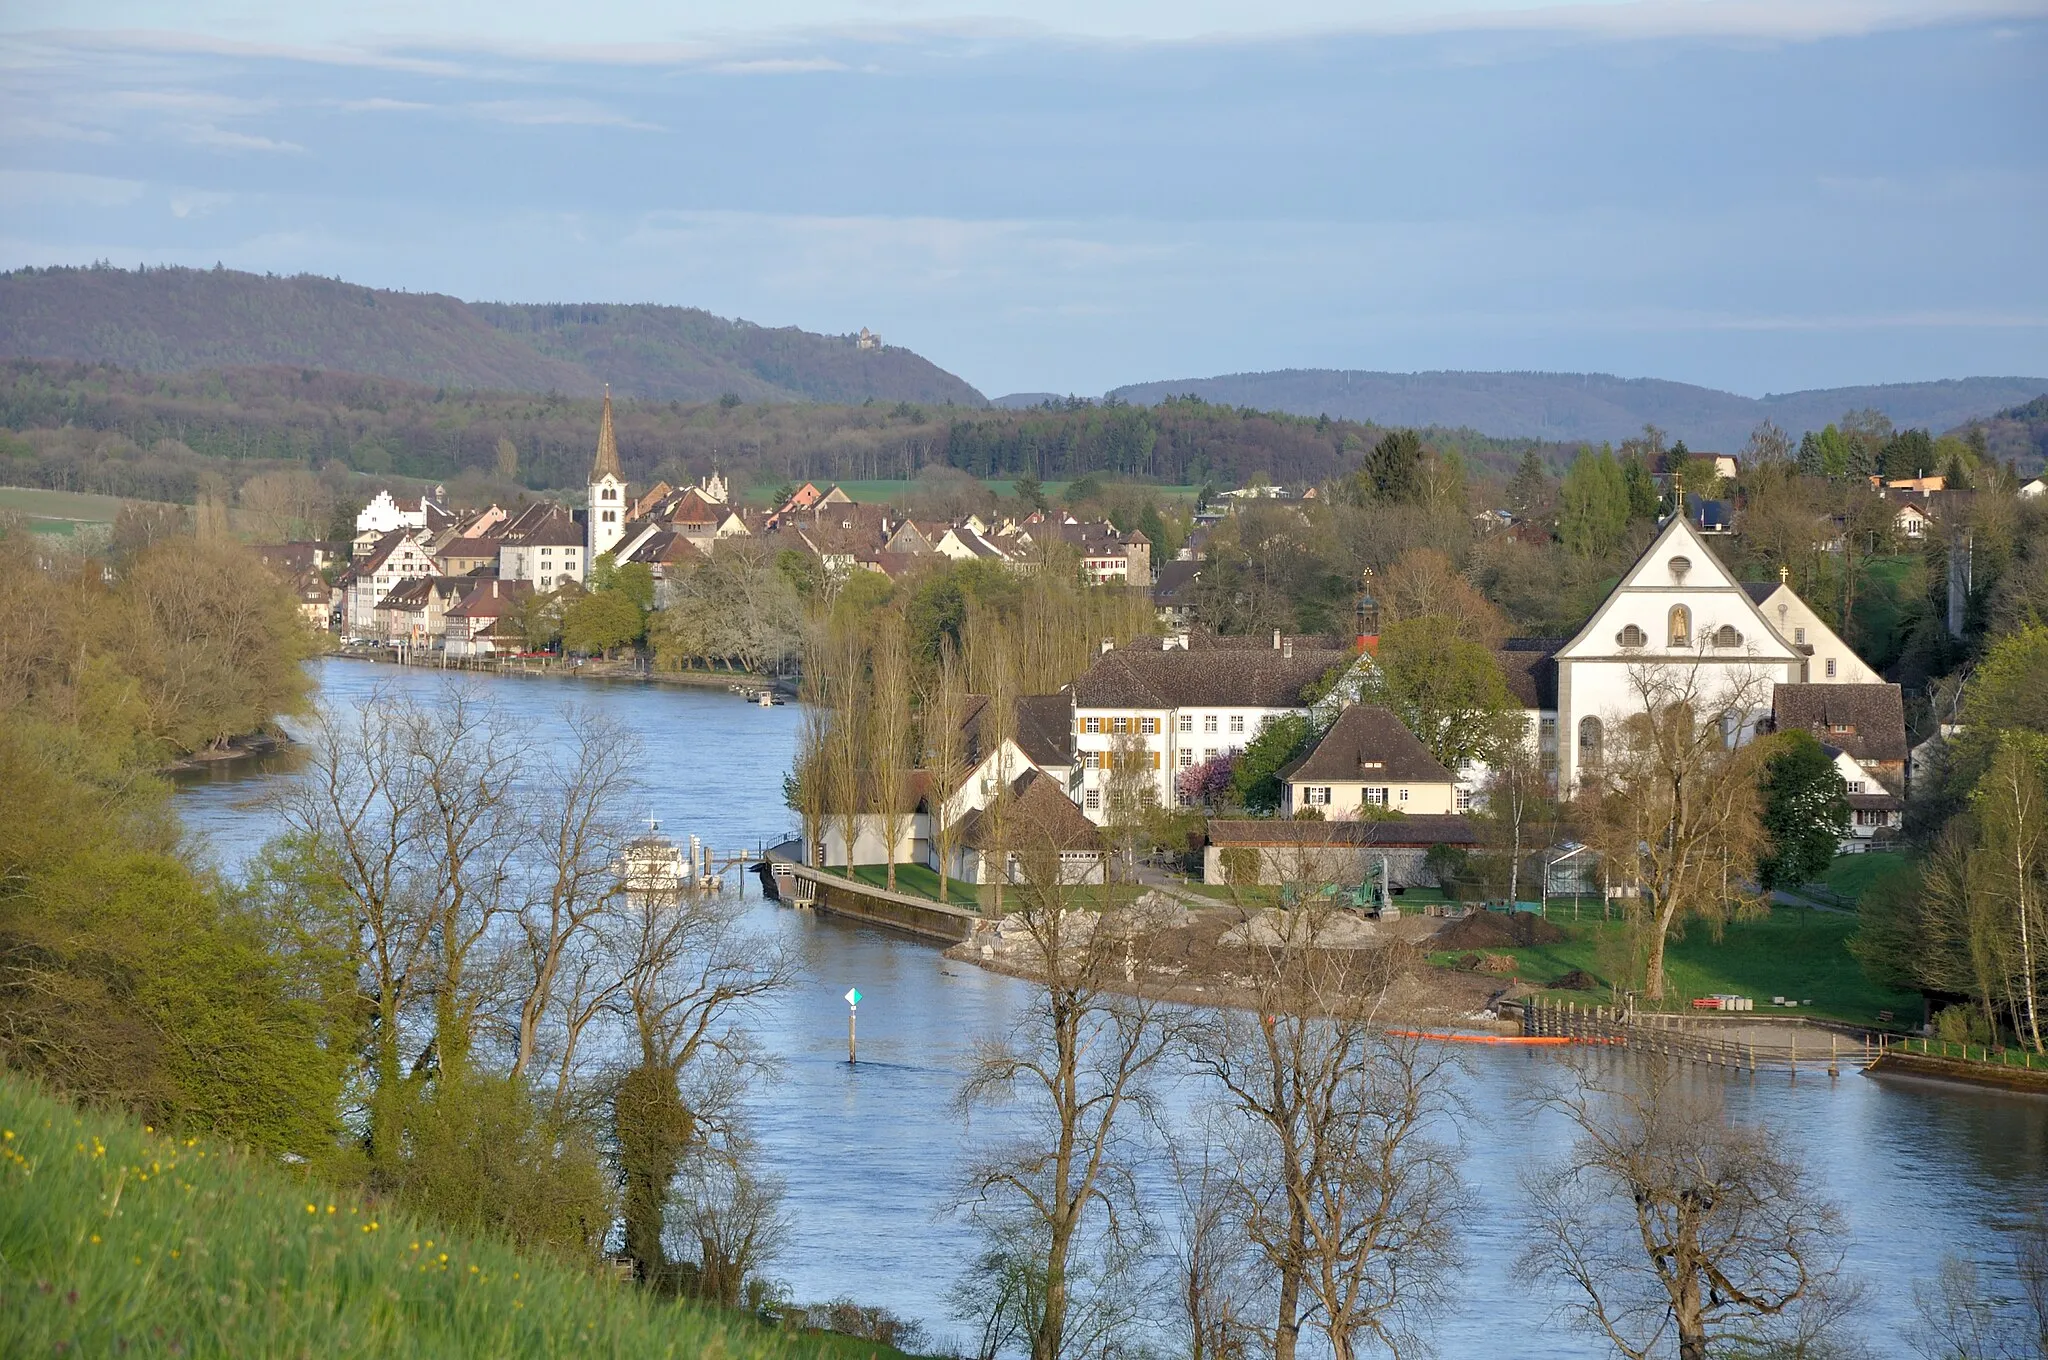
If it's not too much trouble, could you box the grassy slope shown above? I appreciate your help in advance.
[0,485,139,525]
[0,1073,904,1360]
[1429,905,1919,1024]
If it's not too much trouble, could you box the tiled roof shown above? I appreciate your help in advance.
[1206,815,1478,847]
[1848,791,1902,811]
[1496,638,1563,710]
[1014,694,1075,769]
[1742,581,1778,604]
[1773,683,1908,763]
[957,770,1100,851]
[1152,560,1202,601]
[1072,646,1349,709]
[1278,705,1452,785]
[445,579,532,619]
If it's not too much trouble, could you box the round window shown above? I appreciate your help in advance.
[1668,556,1692,580]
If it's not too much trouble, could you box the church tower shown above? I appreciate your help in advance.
[588,385,627,560]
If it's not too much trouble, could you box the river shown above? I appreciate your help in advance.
[174,658,2047,1354]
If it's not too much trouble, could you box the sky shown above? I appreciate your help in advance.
[2,0,2044,399]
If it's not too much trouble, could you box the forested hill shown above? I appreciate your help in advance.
[1106,370,2048,452]
[0,361,1563,501]
[0,265,986,407]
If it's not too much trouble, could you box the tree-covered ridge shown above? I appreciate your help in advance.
[0,265,983,407]
[0,359,1570,503]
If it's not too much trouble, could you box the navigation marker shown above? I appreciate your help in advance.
[845,987,861,1063]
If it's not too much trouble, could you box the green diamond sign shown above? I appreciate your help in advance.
[845,988,861,1007]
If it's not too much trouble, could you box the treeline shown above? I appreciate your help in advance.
[0,358,1569,503]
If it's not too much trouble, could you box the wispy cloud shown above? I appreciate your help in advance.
[466,98,660,130]
[703,56,848,73]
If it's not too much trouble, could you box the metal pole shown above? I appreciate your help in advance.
[848,1005,857,1065]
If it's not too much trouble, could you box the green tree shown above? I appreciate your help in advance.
[1620,452,1660,521]
[1557,449,1629,558]
[1356,430,1424,505]
[1014,473,1048,511]
[1230,713,1313,815]
[1755,729,1851,891]
[562,587,644,657]
[1365,618,1521,772]
[1506,450,1550,517]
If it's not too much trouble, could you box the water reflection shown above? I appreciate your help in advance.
[172,659,2048,1352]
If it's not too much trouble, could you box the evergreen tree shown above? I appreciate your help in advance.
[1620,453,1660,521]
[1506,450,1550,517]
[1356,430,1424,505]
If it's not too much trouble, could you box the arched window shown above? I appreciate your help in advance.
[1578,716,1603,769]
[1668,605,1692,647]
[1713,624,1742,648]
[1617,624,1647,648]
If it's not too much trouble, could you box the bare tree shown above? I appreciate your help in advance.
[1579,658,1774,1001]
[957,806,1175,1360]
[1523,1058,1858,1360]
[870,613,914,891]
[607,880,794,1287]
[825,622,869,879]
[1161,1120,1258,1360]
[1193,884,1465,1360]
[921,640,972,902]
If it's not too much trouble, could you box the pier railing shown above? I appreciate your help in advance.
[1520,998,1870,1077]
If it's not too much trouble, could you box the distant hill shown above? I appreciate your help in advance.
[0,265,985,407]
[1108,369,2048,451]
[1970,393,2048,469]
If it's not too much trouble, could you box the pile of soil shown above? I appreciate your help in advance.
[1433,910,1567,951]
[1550,969,1599,991]
[1469,953,1518,975]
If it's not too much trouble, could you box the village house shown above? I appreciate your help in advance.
[1202,816,1478,889]
[442,579,532,659]
[1277,704,1459,819]
[340,529,439,640]
[1066,634,1362,823]
[495,504,586,589]
[1768,682,1908,791]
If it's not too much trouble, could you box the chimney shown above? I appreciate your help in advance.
[1273,629,1282,650]
[1100,638,1115,655]
[1282,639,1293,659]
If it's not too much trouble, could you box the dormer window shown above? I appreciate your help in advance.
[1668,605,1692,647]
[1617,624,1647,648]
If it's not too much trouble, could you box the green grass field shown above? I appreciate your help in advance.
[0,485,143,534]
[0,1073,909,1359]
[1427,905,1918,1024]
[744,480,1200,506]
[1818,851,1908,905]
[847,861,985,906]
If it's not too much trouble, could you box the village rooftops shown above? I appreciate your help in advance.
[956,770,1102,851]
[497,504,584,547]
[1277,705,1453,786]
[1070,644,1350,711]
[1495,638,1563,710]
[444,578,532,619]
[1772,683,1908,764]
[1206,815,1478,848]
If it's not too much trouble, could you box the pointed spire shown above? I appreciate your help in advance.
[591,384,623,482]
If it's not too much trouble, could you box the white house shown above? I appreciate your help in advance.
[1278,704,1459,819]
[496,505,587,589]
[342,530,439,640]
[1066,636,1363,822]
[1827,745,1902,849]
[2020,476,2046,500]
[355,488,440,536]
[1553,514,1803,795]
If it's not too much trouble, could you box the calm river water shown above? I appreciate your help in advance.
[174,658,2047,1354]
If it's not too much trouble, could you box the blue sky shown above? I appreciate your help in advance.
[2,1,2043,398]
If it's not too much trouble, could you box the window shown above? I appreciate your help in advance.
[1848,779,1866,794]
[1178,748,1194,768]
[1668,555,1692,581]
[1229,715,1246,734]
[602,486,617,500]
[1713,625,1742,648]
[1085,717,1102,734]
[1112,717,1130,734]
[603,511,616,523]
[1140,717,1159,735]
[1455,787,1472,812]
[1085,788,1100,811]
[1204,714,1218,733]
[1578,716,1604,769]
[1364,787,1388,806]
[1617,624,1647,648]
[1794,626,1807,644]
[1360,760,1384,771]
[1204,748,1217,761]
[1305,786,1332,806]
[540,575,552,587]
[1399,788,1410,802]
[1084,752,1101,770]
[1178,714,1193,733]
[1826,658,1838,678]
[1667,605,1692,647]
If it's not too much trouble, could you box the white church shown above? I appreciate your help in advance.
[1534,512,1887,796]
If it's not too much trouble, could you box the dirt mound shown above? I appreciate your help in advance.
[1433,910,1566,950]
[1475,953,1519,974]
[1550,969,1599,991]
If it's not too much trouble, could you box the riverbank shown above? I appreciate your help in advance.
[160,728,294,776]
[328,648,796,694]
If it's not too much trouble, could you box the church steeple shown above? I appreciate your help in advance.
[592,385,623,482]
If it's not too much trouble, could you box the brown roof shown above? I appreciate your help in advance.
[1848,791,1902,811]
[957,770,1100,851]
[1152,560,1201,602]
[499,504,584,548]
[1071,646,1350,710]
[438,536,499,559]
[1495,638,1562,710]
[1014,694,1075,769]
[1772,683,1908,763]
[445,578,532,619]
[1278,705,1453,785]
[1206,816,1478,848]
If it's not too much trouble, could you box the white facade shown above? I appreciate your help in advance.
[1074,702,1315,822]
[343,537,438,639]
[355,489,428,535]
[1554,516,1801,795]
[498,539,585,590]
[1743,579,1882,685]
[589,472,627,559]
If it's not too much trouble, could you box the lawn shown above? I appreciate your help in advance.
[846,861,985,908]
[0,1072,913,1359]
[1426,905,1920,1026]
[1818,851,1908,906]
[0,485,144,533]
